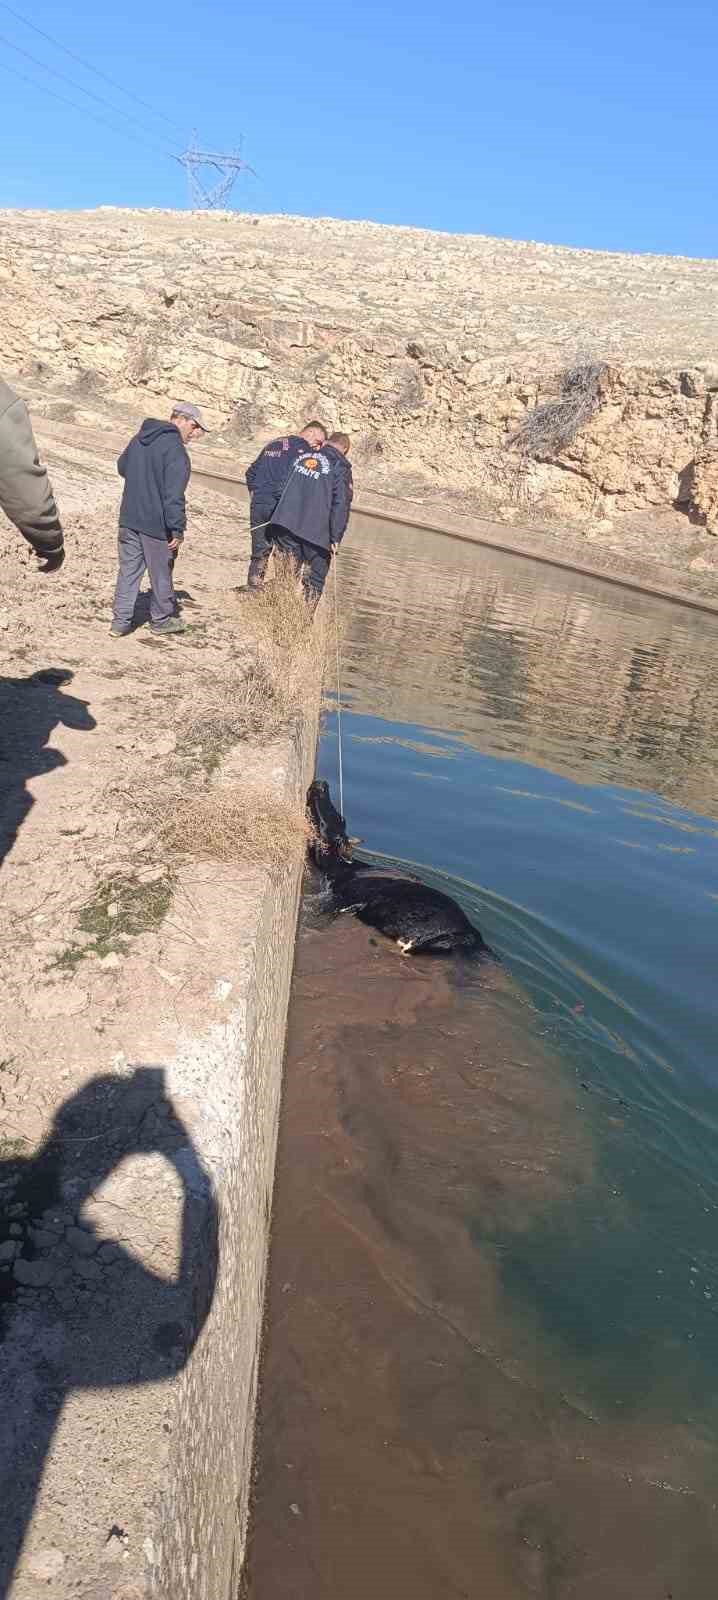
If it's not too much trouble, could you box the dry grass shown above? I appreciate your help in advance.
[179,656,291,768]
[179,556,329,767]
[242,553,330,656]
[162,786,312,873]
[220,554,327,729]
[159,560,328,872]
[508,359,606,459]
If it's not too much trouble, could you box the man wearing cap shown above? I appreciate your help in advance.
[110,401,207,637]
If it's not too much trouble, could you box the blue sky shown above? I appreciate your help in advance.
[0,0,714,256]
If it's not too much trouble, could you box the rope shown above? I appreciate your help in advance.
[333,556,344,819]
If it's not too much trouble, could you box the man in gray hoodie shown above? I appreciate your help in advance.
[111,401,207,637]
[0,379,65,569]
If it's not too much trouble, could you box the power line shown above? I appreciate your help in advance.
[0,0,186,141]
[0,56,175,161]
[0,30,180,156]
[0,9,257,210]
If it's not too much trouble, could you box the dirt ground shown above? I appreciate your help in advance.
[0,445,255,1117]
[0,444,289,1594]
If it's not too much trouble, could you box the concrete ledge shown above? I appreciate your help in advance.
[154,711,320,1598]
[2,711,318,1600]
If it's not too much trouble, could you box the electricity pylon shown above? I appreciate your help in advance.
[176,135,255,209]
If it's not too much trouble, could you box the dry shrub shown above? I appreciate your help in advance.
[181,655,290,760]
[157,560,328,876]
[238,552,329,718]
[242,553,328,652]
[181,557,330,762]
[162,786,312,872]
[508,359,606,459]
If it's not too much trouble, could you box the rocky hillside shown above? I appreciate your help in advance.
[2,207,718,536]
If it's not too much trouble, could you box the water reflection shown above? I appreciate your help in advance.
[327,521,718,1421]
[339,520,718,815]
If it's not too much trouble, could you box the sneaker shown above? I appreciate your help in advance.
[109,622,131,637]
[150,616,187,636]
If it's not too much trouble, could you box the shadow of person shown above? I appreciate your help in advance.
[0,1067,219,1595]
[0,668,96,872]
[131,590,153,627]
[131,587,196,629]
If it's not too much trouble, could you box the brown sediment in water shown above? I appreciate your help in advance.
[244,911,718,1599]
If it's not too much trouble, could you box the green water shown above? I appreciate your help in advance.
[318,520,718,1439]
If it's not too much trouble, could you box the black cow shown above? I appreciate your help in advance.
[306,780,487,956]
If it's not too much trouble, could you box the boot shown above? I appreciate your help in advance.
[302,581,322,619]
[246,553,269,590]
[235,558,269,596]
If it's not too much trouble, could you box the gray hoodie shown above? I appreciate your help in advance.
[0,380,64,556]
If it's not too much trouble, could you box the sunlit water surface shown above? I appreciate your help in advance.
[248,520,718,1599]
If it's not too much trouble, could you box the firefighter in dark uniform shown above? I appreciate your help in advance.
[242,420,327,590]
[269,432,353,610]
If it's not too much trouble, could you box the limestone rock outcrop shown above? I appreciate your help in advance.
[685,441,718,534]
[1,207,717,533]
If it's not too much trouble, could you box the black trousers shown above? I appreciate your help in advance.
[250,500,275,561]
[246,498,276,587]
[271,527,331,603]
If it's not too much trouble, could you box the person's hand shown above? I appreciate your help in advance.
[36,547,65,573]
[167,537,181,554]
[330,543,337,554]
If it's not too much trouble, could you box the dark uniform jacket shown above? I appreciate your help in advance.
[117,420,191,541]
[245,434,309,526]
[272,444,353,552]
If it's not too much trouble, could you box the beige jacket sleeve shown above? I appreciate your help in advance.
[0,380,64,555]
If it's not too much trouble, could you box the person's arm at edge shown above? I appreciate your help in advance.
[0,386,65,568]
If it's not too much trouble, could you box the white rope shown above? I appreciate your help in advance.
[333,555,344,819]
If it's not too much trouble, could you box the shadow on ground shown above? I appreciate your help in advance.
[0,1066,218,1595]
[0,668,96,871]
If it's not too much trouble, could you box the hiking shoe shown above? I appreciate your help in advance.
[109,621,131,637]
[150,616,187,636]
